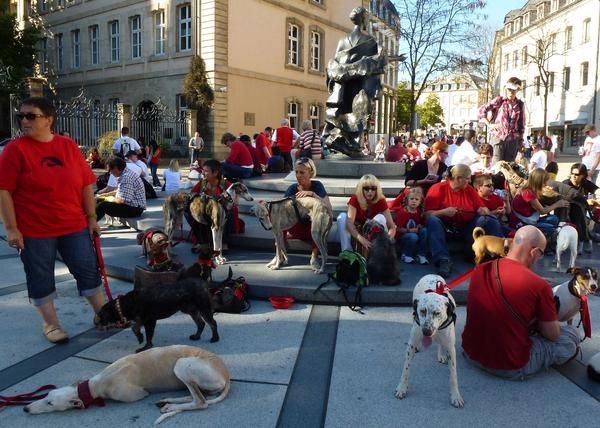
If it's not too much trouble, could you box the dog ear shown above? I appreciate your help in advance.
[446,299,455,318]
[567,266,580,274]
[412,298,418,313]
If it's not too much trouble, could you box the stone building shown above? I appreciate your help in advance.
[492,0,600,149]
[11,0,400,156]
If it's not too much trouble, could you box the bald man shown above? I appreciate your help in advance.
[462,226,579,380]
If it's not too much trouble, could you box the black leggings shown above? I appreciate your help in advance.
[96,201,144,221]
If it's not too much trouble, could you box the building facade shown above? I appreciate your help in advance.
[12,0,400,156]
[417,73,487,135]
[492,0,600,148]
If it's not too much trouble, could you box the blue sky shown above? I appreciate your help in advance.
[483,0,529,28]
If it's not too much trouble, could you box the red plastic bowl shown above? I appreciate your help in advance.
[269,296,295,309]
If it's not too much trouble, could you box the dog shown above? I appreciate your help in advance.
[553,266,598,323]
[556,222,578,272]
[163,191,191,243]
[253,196,332,273]
[137,228,175,271]
[96,276,219,353]
[395,274,463,408]
[23,345,230,425]
[471,227,513,266]
[362,219,400,285]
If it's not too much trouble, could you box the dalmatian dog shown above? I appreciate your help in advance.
[395,274,464,408]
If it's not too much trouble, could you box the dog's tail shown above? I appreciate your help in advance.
[472,226,485,241]
[503,239,511,255]
[206,379,230,405]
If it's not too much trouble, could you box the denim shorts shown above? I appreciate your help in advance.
[20,228,102,305]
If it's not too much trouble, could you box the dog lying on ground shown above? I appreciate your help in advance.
[24,345,230,425]
[362,219,400,285]
[137,228,177,271]
[252,197,332,274]
[395,274,463,408]
[96,274,219,353]
[556,223,578,272]
[472,227,512,266]
[553,266,598,323]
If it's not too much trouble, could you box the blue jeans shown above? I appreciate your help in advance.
[533,215,559,236]
[20,228,102,305]
[221,162,252,179]
[399,228,428,257]
[150,164,160,187]
[427,215,503,264]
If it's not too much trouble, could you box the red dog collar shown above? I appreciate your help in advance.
[198,258,216,269]
[76,381,105,408]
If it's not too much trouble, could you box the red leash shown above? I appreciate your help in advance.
[0,384,57,409]
[446,268,476,290]
[93,233,113,301]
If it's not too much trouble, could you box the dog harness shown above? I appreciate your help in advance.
[76,381,105,408]
[413,281,457,331]
[113,296,129,327]
[568,278,592,339]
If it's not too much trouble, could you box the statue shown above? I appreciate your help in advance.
[323,7,386,158]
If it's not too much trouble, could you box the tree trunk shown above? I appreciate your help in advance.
[543,86,548,136]
[409,78,417,136]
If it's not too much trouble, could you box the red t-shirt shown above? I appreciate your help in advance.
[276,126,293,153]
[150,147,161,165]
[255,133,272,166]
[480,193,504,211]
[462,259,557,370]
[386,145,408,162]
[0,135,96,238]
[348,194,388,223]
[424,181,484,228]
[225,140,253,167]
[394,206,424,233]
[510,189,537,227]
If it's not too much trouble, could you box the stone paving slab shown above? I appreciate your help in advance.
[1,357,286,428]
[327,306,600,427]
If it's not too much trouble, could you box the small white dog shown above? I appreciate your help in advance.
[24,345,230,425]
[553,266,598,323]
[395,274,464,408]
[556,222,578,272]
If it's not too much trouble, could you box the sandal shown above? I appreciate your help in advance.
[43,324,69,344]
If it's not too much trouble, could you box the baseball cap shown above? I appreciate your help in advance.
[584,124,596,134]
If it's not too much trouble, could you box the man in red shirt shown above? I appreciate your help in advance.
[221,132,254,179]
[272,119,300,172]
[255,127,273,168]
[385,137,408,162]
[462,226,579,379]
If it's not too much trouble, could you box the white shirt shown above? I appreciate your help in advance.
[163,170,181,192]
[451,141,478,166]
[107,162,142,188]
[134,159,148,177]
[581,135,600,170]
[446,143,458,166]
[112,135,141,155]
[418,142,428,157]
[529,150,547,172]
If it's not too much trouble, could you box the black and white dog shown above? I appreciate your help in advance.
[553,266,598,323]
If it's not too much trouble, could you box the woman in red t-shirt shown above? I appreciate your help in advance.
[337,174,395,251]
[510,169,568,235]
[0,97,104,344]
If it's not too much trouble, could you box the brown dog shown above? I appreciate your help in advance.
[137,228,174,271]
[471,227,512,266]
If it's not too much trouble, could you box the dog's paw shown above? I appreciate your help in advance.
[438,353,449,364]
[210,335,220,343]
[214,255,227,265]
[189,333,201,341]
[394,385,408,400]
[155,400,168,408]
[450,392,465,408]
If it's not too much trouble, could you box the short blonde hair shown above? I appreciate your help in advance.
[403,187,424,208]
[169,159,180,172]
[449,164,471,180]
[295,157,317,178]
[355,174,384,210]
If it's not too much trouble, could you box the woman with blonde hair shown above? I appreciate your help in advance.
[510,168,568,235]
[163,159,181,193]
[337,174,396,251]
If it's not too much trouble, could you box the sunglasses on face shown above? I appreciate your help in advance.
[363,186,377,192]
[16,112,46,121]
[571,172,584,176]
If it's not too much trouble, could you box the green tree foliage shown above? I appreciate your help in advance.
[395,82,412,130]
[182,55,214,145]
[416,93,444,128]
[0,14,40,94]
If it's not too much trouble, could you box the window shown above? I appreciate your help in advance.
[583,18,591,43]
[309,104,321,130]
[549,33,556,55]
[581,62,589,86]
[154,11,166,55]
[109,21,119,63]
[41,37,48,73]
[523,12,530,28]
[287,102,299,130]
[89,25,99,65]
[131,15,142,59]
[564,26,572,50]
[310,30,321,71]
[534,76,540,95]
[522,46,528,63]
[504,53,509,71]
[563,67,570,91]
[71,29,80,69]
[551,0,559,12]
[55,34,63,71]
[57,0,64,6]
[537,4,545,19]
[178,4,192,51]
[512,51,519,68]
[288,23,300,66]
[549,72,555,93]
[40,0,48,12]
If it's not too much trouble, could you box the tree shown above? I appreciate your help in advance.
[182,55,214,142]
[395,81,412,131]
[394,0,486,135]
[416,93,444,128]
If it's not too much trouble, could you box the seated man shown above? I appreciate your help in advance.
[220,132,253,179]
[462,226,579,380]
[96,157,146,221]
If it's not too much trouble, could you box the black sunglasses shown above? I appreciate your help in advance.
[363,186,377,192]
[571,172,584,176]
[16,112,46,121]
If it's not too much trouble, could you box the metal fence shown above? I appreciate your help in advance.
[131,98,190,148]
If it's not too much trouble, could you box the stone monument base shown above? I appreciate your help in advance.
[312,153,405,178]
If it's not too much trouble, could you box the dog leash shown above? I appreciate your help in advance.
[446,268,476,290]
[0,385,57,409]
[92,233,114,301]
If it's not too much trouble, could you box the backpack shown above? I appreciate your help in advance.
[119,138,130,157]
[314,250,368,313]
[209,275,250,313]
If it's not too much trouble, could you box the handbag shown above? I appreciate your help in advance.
[493,259,537,335]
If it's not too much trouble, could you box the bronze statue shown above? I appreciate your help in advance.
[323,7,386,158]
